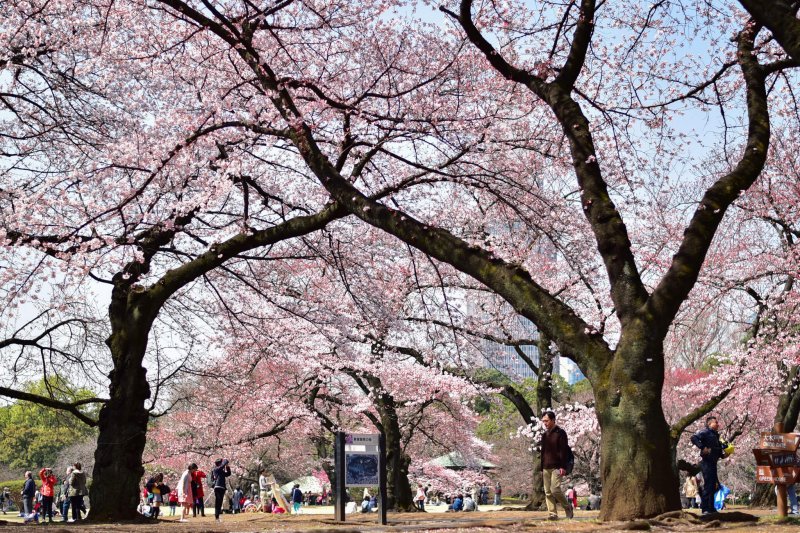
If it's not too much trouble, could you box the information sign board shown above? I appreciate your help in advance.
[346,434,380,447]
[345,452,380,486]
[753,433,800,486]
[344,433,380,487]
[753,449,798,467]
[756,465,800,484]
[757,433,800,451]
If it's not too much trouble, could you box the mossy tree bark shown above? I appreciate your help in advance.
[381,405,415,511]
[590,326,679,520]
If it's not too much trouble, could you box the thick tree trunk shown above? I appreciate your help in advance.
[89,290,155,521]
[524,451,546,510]
[381,403,416,511]
[313,435,336,492]
[525,338,553,510]
[593,339,681,520]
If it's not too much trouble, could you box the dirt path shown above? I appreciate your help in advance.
[0,508,796,532]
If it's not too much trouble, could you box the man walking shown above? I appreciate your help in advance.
[539,411,573,520]
[690,416,724,515]
[291,483,304,514]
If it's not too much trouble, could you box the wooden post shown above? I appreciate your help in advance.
[774,422,788,518]
[334,431,346,522]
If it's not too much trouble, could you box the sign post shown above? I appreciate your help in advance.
[379,433,387,526]
[334,432,386,524]
[334,431,346,522]
[752,423,799,518]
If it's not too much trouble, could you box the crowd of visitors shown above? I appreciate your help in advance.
[9,411,743,525]
[8,412,742,524]
[3,464,88,524]
[142,459,327,521]
[414,482,501,513]
[142,459,234,523]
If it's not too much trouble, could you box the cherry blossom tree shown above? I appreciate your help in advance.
[137,224,490,510]
[3,0,800,522]
[246,0,784,519]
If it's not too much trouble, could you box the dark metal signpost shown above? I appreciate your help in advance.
[334,431,346,522]
[334,431,387,525]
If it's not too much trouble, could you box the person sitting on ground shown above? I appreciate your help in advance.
[271,497,285,514]
[361,495,370,513]
[463,494,478,512]
[449,494,463,512]
[22,510,40,524]
[588,492,601,511]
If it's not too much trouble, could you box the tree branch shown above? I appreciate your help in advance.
[0,386,104,427]
[647,22,770,332]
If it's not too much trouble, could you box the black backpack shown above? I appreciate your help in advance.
[565,444,575,475]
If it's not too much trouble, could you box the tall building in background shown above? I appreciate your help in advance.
[561,358,585,384]
[477,314,561,382]
[464,232,585,384]
[472,310,588,384]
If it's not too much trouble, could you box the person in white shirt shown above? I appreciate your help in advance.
[258,470,270,510]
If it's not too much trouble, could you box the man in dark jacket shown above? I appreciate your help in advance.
[211,459,231,523]
[21,471,35,515]
[540,411,573,520]
[690,416,724,514]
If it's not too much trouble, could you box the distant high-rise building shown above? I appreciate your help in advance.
[560,358,585,384]
[477,314,561,382]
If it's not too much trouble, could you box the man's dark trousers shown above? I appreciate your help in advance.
[700,460,718,514]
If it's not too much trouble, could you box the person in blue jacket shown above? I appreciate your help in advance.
[450,494,463,512]
[291,484,304,514]
[690,416,724,514]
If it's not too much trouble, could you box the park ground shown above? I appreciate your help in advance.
[0,505,798,532]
